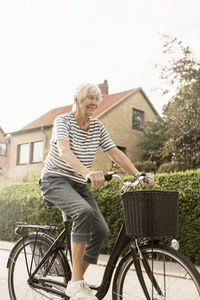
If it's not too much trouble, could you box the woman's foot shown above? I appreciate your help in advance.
[65,281,97,300]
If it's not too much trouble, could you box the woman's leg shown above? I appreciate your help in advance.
[39,175,94,281]
[71,242,87,281]
[77,185,109,265]
[82,260,90,275]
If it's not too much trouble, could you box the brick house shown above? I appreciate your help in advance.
[5,81,158,181]
[0,127,10,178]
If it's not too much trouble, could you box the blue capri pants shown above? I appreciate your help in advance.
[39,173,109,264]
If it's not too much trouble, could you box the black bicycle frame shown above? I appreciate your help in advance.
[28,224,71,283]
[21,222,129,299]
[11,221,163,300]
[95,226,162,300]
[95,223,129,299]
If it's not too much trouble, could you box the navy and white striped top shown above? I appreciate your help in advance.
[43,112,116,183]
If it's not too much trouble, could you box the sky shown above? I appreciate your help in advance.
[0,0,200,133]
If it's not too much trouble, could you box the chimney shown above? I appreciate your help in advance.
[98,79,109,96]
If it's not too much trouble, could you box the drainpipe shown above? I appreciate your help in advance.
[41,126,49,159]
[5,133,12,176]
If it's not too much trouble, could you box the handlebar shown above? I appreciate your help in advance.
[87,172,160,195]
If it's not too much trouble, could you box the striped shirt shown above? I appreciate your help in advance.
[42,112,116,183]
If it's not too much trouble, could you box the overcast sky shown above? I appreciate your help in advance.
[0,0,200,133]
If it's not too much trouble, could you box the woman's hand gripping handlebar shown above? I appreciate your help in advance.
[110,172,160,195]
[86,171,113,187]
[86,171,160,194]
[85,171,113,188]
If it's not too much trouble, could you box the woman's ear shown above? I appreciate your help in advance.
[72,99,77,113]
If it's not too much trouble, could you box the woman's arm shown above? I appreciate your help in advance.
[107,147,154,183]
[107,147,139,177]
[57,139,104,187]
[57,139,89,178]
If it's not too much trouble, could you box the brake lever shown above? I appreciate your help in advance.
[140,176,160,188]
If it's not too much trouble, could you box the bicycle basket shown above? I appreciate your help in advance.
[30,242,65,276]
[122,190,179,237]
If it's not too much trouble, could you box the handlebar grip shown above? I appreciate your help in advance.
[104,172,114,181]
[86,172,114,183]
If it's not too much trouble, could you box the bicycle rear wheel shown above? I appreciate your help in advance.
[112,244,200,300]
[8,233,71,300]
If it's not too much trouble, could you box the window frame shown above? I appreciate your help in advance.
[30,141,44,163]
[132,108,145,131]
[0,142,7,156]
[17,143,30,165]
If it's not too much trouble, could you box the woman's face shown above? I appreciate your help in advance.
[77,92,101,116]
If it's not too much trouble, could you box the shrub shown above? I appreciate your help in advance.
[134,160,157,173]
[0,170,199,263]
[157,162,177,173]
[0,182,63,241]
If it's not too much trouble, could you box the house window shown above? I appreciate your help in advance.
[17,143,29,164]
[31,141,44,163]
[132,108,144,131]
[0,142,7,156]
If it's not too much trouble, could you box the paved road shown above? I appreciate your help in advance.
[0,248,10,300]
[1,240,200,300]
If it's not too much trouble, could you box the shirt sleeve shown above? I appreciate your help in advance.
[99,123,116,152]
[52,114,70,142]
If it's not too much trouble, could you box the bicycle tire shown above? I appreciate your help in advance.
[8,233,71,300]
[112,244,200,300]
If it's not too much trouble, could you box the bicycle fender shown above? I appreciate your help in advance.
[6,232,55,269]
[7,236,25,268]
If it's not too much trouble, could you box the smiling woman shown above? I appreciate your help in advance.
[39,82,154,299]
[72,83,102,115]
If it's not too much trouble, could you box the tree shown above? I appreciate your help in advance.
[162,86,200,170]
[140,116,170,167]
[141,35,200,170]
[155,35,200,95]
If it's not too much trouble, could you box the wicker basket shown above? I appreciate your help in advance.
[122,190,179,237]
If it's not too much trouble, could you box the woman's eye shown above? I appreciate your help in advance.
[88,95,99,102]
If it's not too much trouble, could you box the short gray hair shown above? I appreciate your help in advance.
[72,83,102,112]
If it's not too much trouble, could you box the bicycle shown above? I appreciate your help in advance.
[7,172,200,299]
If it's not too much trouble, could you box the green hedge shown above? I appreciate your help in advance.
[0,170,199,263]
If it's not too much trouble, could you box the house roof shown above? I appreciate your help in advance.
[94,89,137,118]
[21,104,73,131]
[0,127,5,135]
[20,87,158,131]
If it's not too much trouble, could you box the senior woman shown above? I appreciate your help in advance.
[39,83,153,300]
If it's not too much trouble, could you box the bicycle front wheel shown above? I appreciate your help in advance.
[8,233,71,300]
[112,244,200,300]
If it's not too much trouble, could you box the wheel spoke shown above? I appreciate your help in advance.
[112,245,200,300]
[8,235,70,300]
